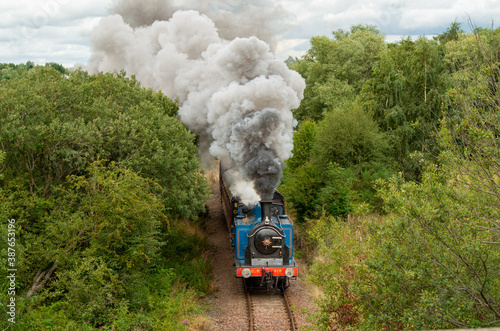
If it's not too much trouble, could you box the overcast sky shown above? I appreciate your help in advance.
[1,0,498,67]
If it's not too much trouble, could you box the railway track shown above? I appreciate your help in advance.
[244,279,296,331]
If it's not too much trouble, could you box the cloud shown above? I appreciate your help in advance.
[274,38,310,60]
[0,0,112,65]
[320,1,498,35]
[0,18,102,66]
[400,1,499,32]
[274,0,499,59]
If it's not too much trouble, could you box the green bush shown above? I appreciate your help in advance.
[161,226,211,293]
[308,166,500,330]
[308,215,371,330]
[313,107,388,170]
[281,106,391,222]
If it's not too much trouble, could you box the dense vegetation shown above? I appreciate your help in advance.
[0,67,211,329]
[281,23,500,329]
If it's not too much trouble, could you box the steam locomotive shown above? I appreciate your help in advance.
[219,163,298,292]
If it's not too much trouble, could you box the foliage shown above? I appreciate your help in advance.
[307,215,372,330]
[443,27,500,92]
[361,36,450,180]
[0,61,65,81]
[306,28,500,330]
[0,66,210,219]
[282,119,354,221]
[0,160,204,328]
[161,225,212,293]
[281,105,391,222]
[366,160,500,329]
[281,161,353,222]
[10,267,203,330]
[0,61,35,81]
[285,56,299,67]
[436,20,464,44]
[308,164,500,330]
[281,161,321,222]
[313,106,388,170]
[284,26,500,221]
[0,150,4,181]
[286,120,317,171]
[45,62,67,74]
[0,66,212,329]
[282,25,393,219]
[316,164,353,218]
[291,25,386,122]
[359,26,500,181]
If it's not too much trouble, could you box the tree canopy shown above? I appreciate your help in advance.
[0,66,211,329]
[291,23,500,330]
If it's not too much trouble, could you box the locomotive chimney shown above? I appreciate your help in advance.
[260,200,272,222]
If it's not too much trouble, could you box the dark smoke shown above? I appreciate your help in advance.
[245,149,282,200]
[232,109,283,199]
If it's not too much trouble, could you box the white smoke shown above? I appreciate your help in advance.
[223,169,261,206]
[108,0,289,51]
[87,1,305,205]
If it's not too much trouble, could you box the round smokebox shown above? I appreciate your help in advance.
[254,228,281,255]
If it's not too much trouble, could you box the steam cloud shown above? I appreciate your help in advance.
[87,0,305,205]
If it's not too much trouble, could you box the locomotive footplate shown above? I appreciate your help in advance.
[235,259,299,279]
[236,262,298,292]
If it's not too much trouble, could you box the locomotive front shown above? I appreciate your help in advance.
[220,165,299,292]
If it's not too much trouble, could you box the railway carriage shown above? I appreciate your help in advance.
[220,163,299,292]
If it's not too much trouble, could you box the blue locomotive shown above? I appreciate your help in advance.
[220,163,298,292]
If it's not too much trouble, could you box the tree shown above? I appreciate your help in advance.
[0,66,210,219]
[45,62,67,74]
[291,25,386,122]
[437,20,464,44]
[314,106,390,210]
[0,61,34,81]
[281,121,320,222]
[281,106,390,220]
[285,120,316,171]
[313,106,388,169]
[361,36,450,180]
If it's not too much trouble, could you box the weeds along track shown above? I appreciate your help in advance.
[244,279,296,331]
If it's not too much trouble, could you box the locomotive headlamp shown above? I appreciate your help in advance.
[285,268,295,278]
[242,268,252,278]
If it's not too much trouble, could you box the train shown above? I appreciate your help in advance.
[219,161,298,292]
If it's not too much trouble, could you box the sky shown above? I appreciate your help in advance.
[1,0,499,67]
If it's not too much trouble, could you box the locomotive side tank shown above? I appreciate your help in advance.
[220,162,298,292]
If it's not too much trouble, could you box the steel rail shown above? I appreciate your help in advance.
[243,279,254,331]
[283,290,296,331]
[244,278,296,331]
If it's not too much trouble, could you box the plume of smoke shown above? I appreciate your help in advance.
[88,1,305,205]
[109,0,289,51]
[109,0,177,28]
[223,168,261,206]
